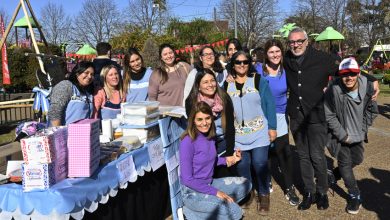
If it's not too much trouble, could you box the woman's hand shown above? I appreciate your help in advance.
[216,191,234,203]
[268,129,277,142]
[226,74,235,83]
[226,149,241,167]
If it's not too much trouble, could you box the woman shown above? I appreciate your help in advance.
[185,69,235,177]
[93,65,124,119]
[183,46,227,105]
[226,38,242,60]
[180,101,251,220]
[256,39,300,206]
[123,48,153,103]
[225,38,243,75]
[48,61,94,126]
[224,51,276,215]
[148,44,192,106]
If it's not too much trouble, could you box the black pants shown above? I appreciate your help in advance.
[290,111,328,194]
[271,134,294,191]
[337,142,364,196]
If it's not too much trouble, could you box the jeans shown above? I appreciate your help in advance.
[236,146,270,195]
[182,177,251,220]
[337,142,364,196]
[290,110,328,194]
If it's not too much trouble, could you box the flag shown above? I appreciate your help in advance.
[1,15,11,85]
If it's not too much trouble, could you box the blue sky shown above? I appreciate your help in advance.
[1,0,293,22]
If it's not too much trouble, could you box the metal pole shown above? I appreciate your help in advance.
[234,0,237,38]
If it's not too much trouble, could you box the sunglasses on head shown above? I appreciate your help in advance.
[234,60,250,65]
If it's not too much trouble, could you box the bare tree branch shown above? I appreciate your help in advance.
[39,2,72,45]
[72,0,122,46]
[220,0,277,48]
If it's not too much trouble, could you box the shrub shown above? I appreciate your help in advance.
[383,74,390,84]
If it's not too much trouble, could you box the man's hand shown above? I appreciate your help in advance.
[372,81,380,101]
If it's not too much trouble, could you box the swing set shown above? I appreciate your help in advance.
[0,0,65,122]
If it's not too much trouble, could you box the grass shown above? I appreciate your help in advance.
[379,83,390,97]
[0,125,16,146]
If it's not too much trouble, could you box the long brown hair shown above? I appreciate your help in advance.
[262,39,284,75]
[187,68,229,132]
[181,101,216,141]
[123,47,145,93]
[157,43,178,85]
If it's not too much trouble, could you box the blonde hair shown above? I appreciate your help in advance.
[100,65,124,100]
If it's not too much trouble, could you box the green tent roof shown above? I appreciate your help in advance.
[13,16,39,28]
[76,44,97,55]
[315,27,344,41]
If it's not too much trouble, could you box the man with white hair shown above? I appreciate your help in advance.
[283,27,339,211]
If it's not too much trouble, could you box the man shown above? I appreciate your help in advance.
[324,58,378,215]
[283,27,338,210]
[92,42,121,87]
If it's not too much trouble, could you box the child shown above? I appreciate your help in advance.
[324,57,378,214]
[180,101,251,220]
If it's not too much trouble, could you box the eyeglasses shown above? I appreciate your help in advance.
[201,52,215,57]
[287,39,307,46]
[234,60,250,65]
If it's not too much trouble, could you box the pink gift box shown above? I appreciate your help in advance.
[67,119,100,177]
[21,127,68,164]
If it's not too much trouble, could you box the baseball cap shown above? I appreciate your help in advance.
[339,57,360,75]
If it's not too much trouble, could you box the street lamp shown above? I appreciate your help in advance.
[234,0,237,38]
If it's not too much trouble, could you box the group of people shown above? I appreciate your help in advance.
[47,27,379,219]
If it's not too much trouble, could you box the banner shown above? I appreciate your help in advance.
[0,15,10,85]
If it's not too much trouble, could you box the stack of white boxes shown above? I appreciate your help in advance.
[20,127,68,192]
[120,101,160,143]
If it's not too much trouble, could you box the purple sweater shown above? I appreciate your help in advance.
[180,133,226,195]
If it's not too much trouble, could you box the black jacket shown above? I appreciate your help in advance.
[284,46,338,123]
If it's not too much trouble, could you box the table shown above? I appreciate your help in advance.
[0,137,171,220]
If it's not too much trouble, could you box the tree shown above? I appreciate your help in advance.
[220,0,277,48]
[346,0,390,48]
[72,0,122,46]
[142,37,160,68]
[0,8,15,44]
[126,0,170,33]
[40,2,72,45]
[110,25,151,51]
[167,18,215,46]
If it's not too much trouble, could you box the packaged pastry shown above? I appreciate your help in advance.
[121,112,159,126]
[111,136,142,152]
[121,101,159,116]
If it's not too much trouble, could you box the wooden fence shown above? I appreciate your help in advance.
[0,98,35,125]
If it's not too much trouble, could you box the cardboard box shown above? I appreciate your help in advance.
[20,127,68,164]
[22,161,67,192]
[67,119,100,177]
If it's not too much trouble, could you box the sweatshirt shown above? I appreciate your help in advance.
[180,133,226,195]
